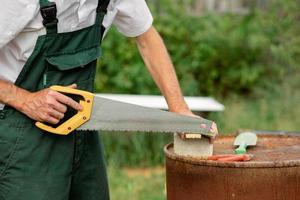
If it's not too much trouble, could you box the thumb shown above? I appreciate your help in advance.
[209,122,218,144]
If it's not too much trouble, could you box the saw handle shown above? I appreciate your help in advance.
[35,86,94,135]
[235,141,248,154]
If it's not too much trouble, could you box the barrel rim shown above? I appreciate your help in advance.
[165,134,300,168]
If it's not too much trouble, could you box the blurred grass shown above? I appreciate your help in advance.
[211,72,300,133]
[108,166,165,200]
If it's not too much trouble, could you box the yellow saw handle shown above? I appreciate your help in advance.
[35,85,94,135]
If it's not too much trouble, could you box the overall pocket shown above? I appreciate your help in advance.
[44,46,101,91]
[0,124,25,178]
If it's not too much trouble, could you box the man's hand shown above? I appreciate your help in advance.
[0,80,82,125]
[19,84,82,124]
[174,108,218,143]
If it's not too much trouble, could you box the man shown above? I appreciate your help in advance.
[0,0,217,199]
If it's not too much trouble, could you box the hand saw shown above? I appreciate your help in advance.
[35,86,216,137]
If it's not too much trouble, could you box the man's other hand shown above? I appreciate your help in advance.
[174,109,218,143]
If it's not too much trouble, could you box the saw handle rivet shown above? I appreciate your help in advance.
[68,127,72,130]
[87,100,90,103]
[83,116,87,120]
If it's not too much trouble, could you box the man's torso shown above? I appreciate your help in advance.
[0,0,153,83]
[0,0,153,109]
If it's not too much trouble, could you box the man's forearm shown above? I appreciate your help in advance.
[0,79,28,110]
[136,26,189,113]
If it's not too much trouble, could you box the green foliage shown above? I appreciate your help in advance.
[108,167,165,200]
[155,13,266,95]
[97,0,300,167]
[210,74,300,134]
[95,29,160,94]
[96,0,300,97]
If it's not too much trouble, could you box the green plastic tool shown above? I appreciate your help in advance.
[234,132,257,154]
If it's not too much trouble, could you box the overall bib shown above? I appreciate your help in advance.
[0,0,110,199]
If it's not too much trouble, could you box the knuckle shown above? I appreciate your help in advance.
[200,123,207,128]
[45,96,52,104]
[48,90,55,96]
[72,102,78,108]
[45,109,52,115]
[46,98,55,106]
[40,114,48,121]
[62,106,67,113]
[66,97,73,105]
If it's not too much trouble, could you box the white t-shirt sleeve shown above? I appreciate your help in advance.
[0,0,39,49]
[113,0,153,37]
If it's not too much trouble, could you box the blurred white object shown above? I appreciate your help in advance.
[174,134,213,157]
[96,94,224,112]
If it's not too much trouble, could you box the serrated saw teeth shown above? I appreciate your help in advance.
[35,86,214,137]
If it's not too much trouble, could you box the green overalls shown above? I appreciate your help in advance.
[0,0,110,199]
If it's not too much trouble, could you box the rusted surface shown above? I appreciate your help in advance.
[165,134,300,200]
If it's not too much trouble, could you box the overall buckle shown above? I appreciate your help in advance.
[40,2,58,26]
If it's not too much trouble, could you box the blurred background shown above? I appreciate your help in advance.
[96,0,300,199]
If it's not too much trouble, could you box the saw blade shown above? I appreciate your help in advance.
[78,96,215,137]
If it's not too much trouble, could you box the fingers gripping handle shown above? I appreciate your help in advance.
[35,86,94,135]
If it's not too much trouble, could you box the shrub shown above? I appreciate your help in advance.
[97,0,300,167]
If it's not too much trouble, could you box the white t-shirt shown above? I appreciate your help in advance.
[0,0,153,83]
[0,0,153,110]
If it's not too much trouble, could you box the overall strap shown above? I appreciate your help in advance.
[39,0,58,34]
[97,0,110,14]
[95,0,110,29]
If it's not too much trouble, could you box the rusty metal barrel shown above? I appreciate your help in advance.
[165,134,300,200]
